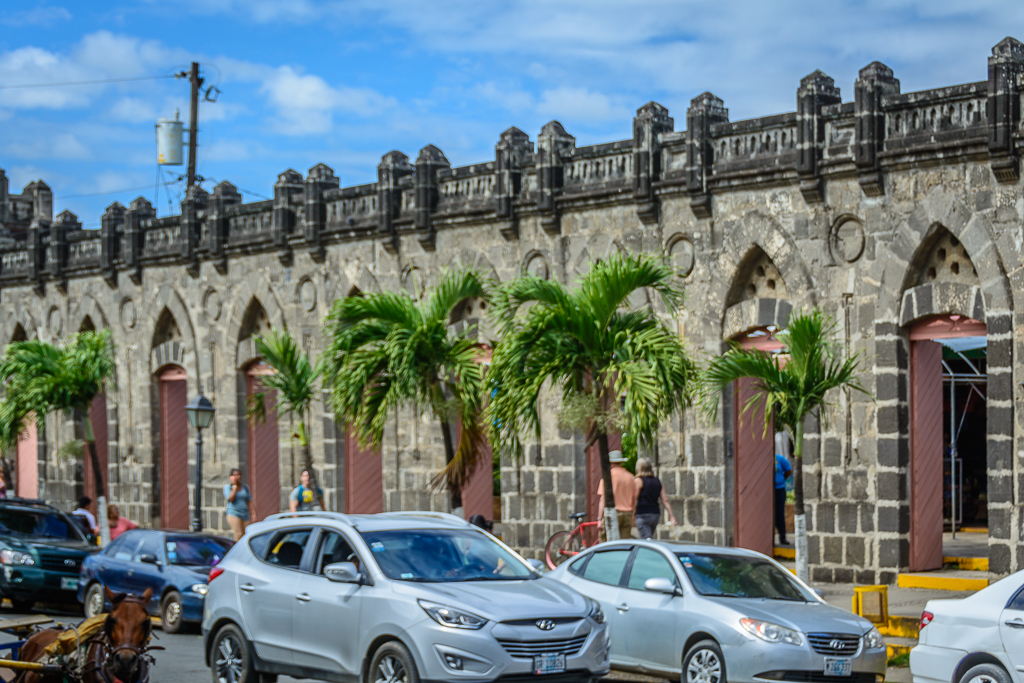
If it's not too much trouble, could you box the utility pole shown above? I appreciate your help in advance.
[186,62,203,191]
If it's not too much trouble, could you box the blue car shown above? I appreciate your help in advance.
[78,528,233,633]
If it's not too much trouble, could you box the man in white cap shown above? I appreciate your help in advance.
[596,450,637,542]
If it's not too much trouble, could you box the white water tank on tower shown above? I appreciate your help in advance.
[156,110,183,165]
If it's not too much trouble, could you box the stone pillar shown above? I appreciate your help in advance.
[304,164,339,261]
[414,145,450,251]
[797,71,841,203]
[987,37,1024,183]
[100,202,125,285]
[494,127,532,240]
[124,198,154,285]
[376,151,414,255]
[273,170,303,265]
[854,62,900,197]
[180,186,208,276]
[0,168,8,226]
[633,102,673,223]
[28,217,46,294]
[49,210,78,292]
[536,121,575,235]
[686,92,728,219]
[27,181,52,222]
[209,181,240,274]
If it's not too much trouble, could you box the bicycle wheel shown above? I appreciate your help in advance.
[545,530,582,569]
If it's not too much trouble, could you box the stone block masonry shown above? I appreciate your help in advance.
[1,38,1023,581]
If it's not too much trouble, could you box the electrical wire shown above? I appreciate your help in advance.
[0,75,175,89]
[56,184,158,199]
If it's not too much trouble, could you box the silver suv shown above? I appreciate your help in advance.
[202,511,610,683]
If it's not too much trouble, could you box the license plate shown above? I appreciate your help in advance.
[60,577,78,591]
[533,653,566,675]
[824,658,852,676]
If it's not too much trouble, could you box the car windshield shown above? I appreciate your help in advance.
[359,528,536,582]
[165,536,232,567]
[0,508,85,541]
[675,552,814,601]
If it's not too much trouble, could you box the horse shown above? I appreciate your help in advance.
[13,587,155,683]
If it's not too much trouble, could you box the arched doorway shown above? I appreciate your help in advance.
[158,365,189,529]
[245,361,280,520]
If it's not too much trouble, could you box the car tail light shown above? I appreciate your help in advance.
[208,567,224,582]
[920,611,933,629]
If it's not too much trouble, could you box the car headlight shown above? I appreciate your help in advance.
[863,627,885,650]
[586,598,606,624]
[0,550,34,566]
[740,618,803,646]
[191,583,208,595]
[418,600,487,630]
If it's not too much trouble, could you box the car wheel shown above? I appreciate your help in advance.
[10,598,34,612]
[211,624,255,683]
[161,590,184,634]
[84,583,106,618]
[960,664,1012,683]
[684,639,725,683]
[370,641,420,683]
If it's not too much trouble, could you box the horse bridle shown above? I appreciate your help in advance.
[88,596,163,683]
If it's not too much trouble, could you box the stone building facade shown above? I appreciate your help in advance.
[1,38,1024,582]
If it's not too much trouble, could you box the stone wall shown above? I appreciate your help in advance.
[1,38,1023,580]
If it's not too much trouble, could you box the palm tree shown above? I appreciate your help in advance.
[0,330,116,543]
[246,328,322,500]
[320,269,490,511]
[703,308,869,582]
[488,252,697,540]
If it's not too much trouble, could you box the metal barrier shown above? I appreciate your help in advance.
[852,585,889,626]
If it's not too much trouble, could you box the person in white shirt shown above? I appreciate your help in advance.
[72,496,100,536]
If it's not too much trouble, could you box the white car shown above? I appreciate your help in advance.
[911,570,1024,683]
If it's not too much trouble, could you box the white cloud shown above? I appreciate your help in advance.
[110,97,158,123]
[1,6,72,26]
[537,87,626,122]
[474,82,534,112]
[259,65,396,135]
[4,133,90,161]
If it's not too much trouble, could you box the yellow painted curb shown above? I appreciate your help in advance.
[897,573,989,591]
[943,556,989,571]
[958,527,987,534]
[887,642,914,658]
[879,615,920,639]
[773,546,796,559]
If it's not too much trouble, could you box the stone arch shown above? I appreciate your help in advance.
[70,294,110,334]
[145,286,197,378]
[235,298,272,369]
[444,249,500,283]
[224,276,286,369]
[3,308,39,343]
[724,245,790,309]
[710,210,816,313]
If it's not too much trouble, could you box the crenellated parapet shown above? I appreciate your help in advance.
[1,37,1022,289]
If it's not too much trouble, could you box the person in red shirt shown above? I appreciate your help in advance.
[107,504,138,540]
[596,450,637,542]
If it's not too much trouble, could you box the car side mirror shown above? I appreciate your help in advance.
[644,577,682,596]
[526,559,545,573]
[139,553,159,565]
[324,562,362,584]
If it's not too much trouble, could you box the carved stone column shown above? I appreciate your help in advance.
[854,62,900,197]
[100,202,125,285]
[49,210,77,292]
[304,164,339,261]
[377,151,414,255]
[494,127,532,240]
[414,145,450,251]
[686,92,728,219]
[797,71,841,203]
[536,121,575,234]
[209,181,240,274]
[273,170,303,266]
[987,37,1024,183]
[124,198,154,285]
[633,102,673,223]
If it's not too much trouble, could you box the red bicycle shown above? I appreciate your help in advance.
[545,512,599,569]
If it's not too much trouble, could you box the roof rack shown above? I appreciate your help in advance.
[373,511,473,526]
[262,511,355,524]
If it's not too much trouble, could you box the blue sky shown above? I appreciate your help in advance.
[1,0,1022,226]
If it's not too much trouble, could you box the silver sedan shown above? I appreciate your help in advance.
[546,540,886,683]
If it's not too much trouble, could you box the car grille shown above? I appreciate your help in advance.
[497,635,588,658]
[806,633,861,656]
[757,672,877,683]
[38,555,80,574]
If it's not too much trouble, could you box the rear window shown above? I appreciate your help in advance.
[582,550,631,586]
[164,535,232,567]
[0,507,86,542]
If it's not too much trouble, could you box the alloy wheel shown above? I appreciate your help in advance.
[215,634,243,683]
[165,599,181,625]
[86,588,104,617]
[375,654,408,683]
[687,649,722,683]
[967,676,999,683]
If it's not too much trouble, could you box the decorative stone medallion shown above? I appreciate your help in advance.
[299,279,317,312]
[120,298,136,330]
[203,288,222,321]
[523,251,550,280]
[830,217,865,264]
[667,235,695,278]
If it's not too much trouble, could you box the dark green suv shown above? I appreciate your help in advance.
[0,499,99,611]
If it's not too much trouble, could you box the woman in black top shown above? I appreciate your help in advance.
[633,458,677,539]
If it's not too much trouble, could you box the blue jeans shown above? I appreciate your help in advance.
[635,512,660,539]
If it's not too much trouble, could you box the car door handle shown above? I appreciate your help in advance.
[617,603,629,612]
[1005,619,1024,628]
[239,584,255,593]
[295,593,311,602]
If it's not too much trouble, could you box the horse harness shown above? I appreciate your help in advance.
[65,597,163,683]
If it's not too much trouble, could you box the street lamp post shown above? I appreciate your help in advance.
[185,383,215,533]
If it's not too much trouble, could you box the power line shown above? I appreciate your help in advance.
[0,75,174,90]
[57,184,159,199]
